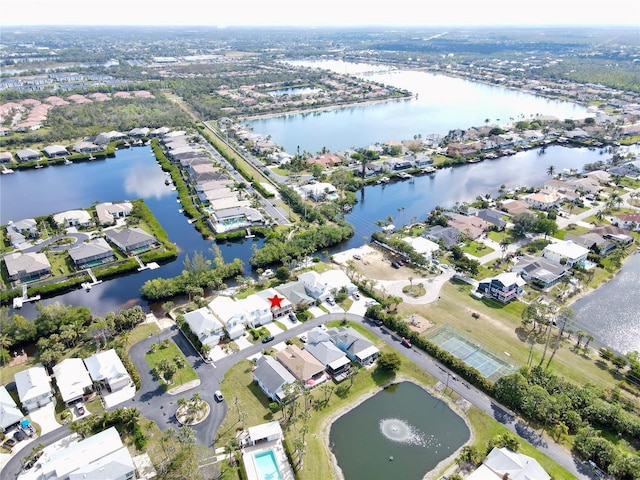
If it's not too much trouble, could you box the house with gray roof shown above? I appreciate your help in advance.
[72,141,102,154]
[4,251,51,282]
[0,385,23,433]
[476,209,507,229]
[95,201,133,226]
[511,255,568,289]
[253,356,296,403]
[105,227,157,254]
[328,327,380,366]
[14,365,54,413]
[423,225,461,248]
[6,218,39,247]
[43,145,69,158]
[68,238,115,268]
[275,281,315,309]
[183,307,225,348]
[129,127,150,137]
[16,148,40,162]
[477,272,526,303]
[304,327,351,381]
[209,206,264,234]
[565,232,616,256]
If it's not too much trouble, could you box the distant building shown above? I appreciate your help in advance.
[43,145,69,158]
[15,148,40,162]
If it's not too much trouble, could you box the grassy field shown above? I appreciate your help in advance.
[215,322,575,480]
[462,241,494,257]
[144,339,198,390]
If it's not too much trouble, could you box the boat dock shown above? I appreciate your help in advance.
[81,268,103,290]
[135,255,159,271]
[12,285,41,309]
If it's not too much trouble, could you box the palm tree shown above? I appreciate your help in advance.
[499,238,511,260]
[546,165,556,177]
[0,333,12,368]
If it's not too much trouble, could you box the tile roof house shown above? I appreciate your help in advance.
[253,355,296,403]
[275,345,326,387]
[511,255,568,289]
[68,238,116,268]
[275,281,315,308]
[585,170,612,184]
[53,209,93,228]
[4,251,51,282]
[477,272,526,303]
[328,327,380,366]
[523,189,563,211]
[308,153,342,167]
[14,365,54,413]
[34,426,136,480]
[95,201,133,226]
[591,225,635,245]
[541,240,590,268]
[447,213,491,240]
[105,227,157,254]
[612,213,640,231]
[183,307,225,348]
[84,349,131,392]
[52,358,93,406]
[0,385,23,433]
[72,141,102,154]
[565,232,616,256]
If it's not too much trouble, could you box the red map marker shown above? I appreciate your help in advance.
[268,294,283,309]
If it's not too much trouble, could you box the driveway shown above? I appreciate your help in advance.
[377,270,455,304]
[28,402,60,435]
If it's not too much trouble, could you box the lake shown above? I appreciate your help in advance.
[329,381,470,480]
[247,60,589,155]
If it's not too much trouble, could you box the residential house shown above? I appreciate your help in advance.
[567,177,600,195]
[52,358,93,406]
[591,225,635,246]
[244,421,283,446]
[328,327,380,366]
[253,356,296,403]
[446,142,478,157]
[447,213,491,240]
[254,288,293,319]
[68,238,116,268]
[423,225,461,248]
[565,232,616,256]
[84,349,131,393]
[209,206,264,234]
[207,295,254,339]
[105,227,158,254]
[476,209,507,229]
[0,385,23,433]
[541,240,590,268]
[43,145,69,158]
[6,218,39,247]
[512,255,568,289]
[275,345,326,387]
[585,170,612,184]
[303,327,351,381]
[14,365,54,413]
[609,160,640,178]
[308,153,341,167]
[477,272,526,303]
[32,427,136,480]
[53,209,93,228]
[384,158,412,171]
[405,153,433,168]
[298,270,357,301]
[183,307,225,348]
[150,127,170,137]
[15,148,40,162]
[467,447,550,480]
[523,189,563,211]
[499,199,532,216]
[275,281,315,309]
[188,164,226,183]
[612,213,640,231]
[0,151,13,163]
[95,202,133,226]
[300,182,338,201]
[129,127,150,137]
[402,236,439,260]
[72,141,102,154]
[4,251,51,282]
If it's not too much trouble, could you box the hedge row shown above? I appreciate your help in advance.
[115,346,141,390]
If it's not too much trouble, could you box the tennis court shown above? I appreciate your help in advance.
[428,326,517,381]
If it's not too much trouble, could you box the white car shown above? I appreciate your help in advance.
[214,390,224,402]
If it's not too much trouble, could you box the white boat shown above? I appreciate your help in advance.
[1,168,15,174]
[64,159,72,165]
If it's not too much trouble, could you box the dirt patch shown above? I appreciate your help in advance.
[353,248,424,281]
[405,313,434,333]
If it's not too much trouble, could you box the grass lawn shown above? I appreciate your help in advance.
[144,340,198,390]
[552,224,591,239]
[402,280,620,389]
[126,322,160,353]
[271,167,290,176]
[215,328,575,480]
[462,241,494,257]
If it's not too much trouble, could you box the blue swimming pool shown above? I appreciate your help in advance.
[254,450,282,480]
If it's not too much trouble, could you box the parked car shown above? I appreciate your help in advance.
[352,291,361,300]
[288,313,298,323]
[214,390,224,402]
[300,334,307,343]
[401,337,412,348]
[353,253,362,260]
[262,335,274,344]
[3,438,16,448]
[75,403,85,416]
[391,261,401,269]
[20,422,36,437]
[326,297,335,305]
[13,431,25,441]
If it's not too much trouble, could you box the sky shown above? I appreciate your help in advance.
[1,0,639,27]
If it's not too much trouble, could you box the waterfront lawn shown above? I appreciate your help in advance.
[403,280,620,389]
[144,340,198,390]
[47,251,75,277]
[461,241,493,257]
[125,322,160,353]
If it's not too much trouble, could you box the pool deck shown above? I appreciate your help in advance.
[242,439,295,480]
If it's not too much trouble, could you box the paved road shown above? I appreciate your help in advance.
[3,313,595,479]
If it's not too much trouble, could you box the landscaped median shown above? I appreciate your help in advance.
[144,339,198,392]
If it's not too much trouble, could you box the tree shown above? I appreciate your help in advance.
[499,238,511,260]
[546,165,556,177]
[376,351,401,374]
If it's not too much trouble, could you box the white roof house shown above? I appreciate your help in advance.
[246,421,283,446]
[84,349,131,392]
[299,182,338,201]
[208,296,248,340]
[467,447,550,480]
[0,385,23,432]
[52,358,93,405]
[298,270,356,300]
[4,251,51,282]
[14,365,54,413]
[95,202,133,226]
[35,426,135,480]
[541,240,590,267]
[402,236,439,259]
[183,307,225,348]
[53,209,93,228]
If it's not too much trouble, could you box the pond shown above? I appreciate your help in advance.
[329,381,470,480]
